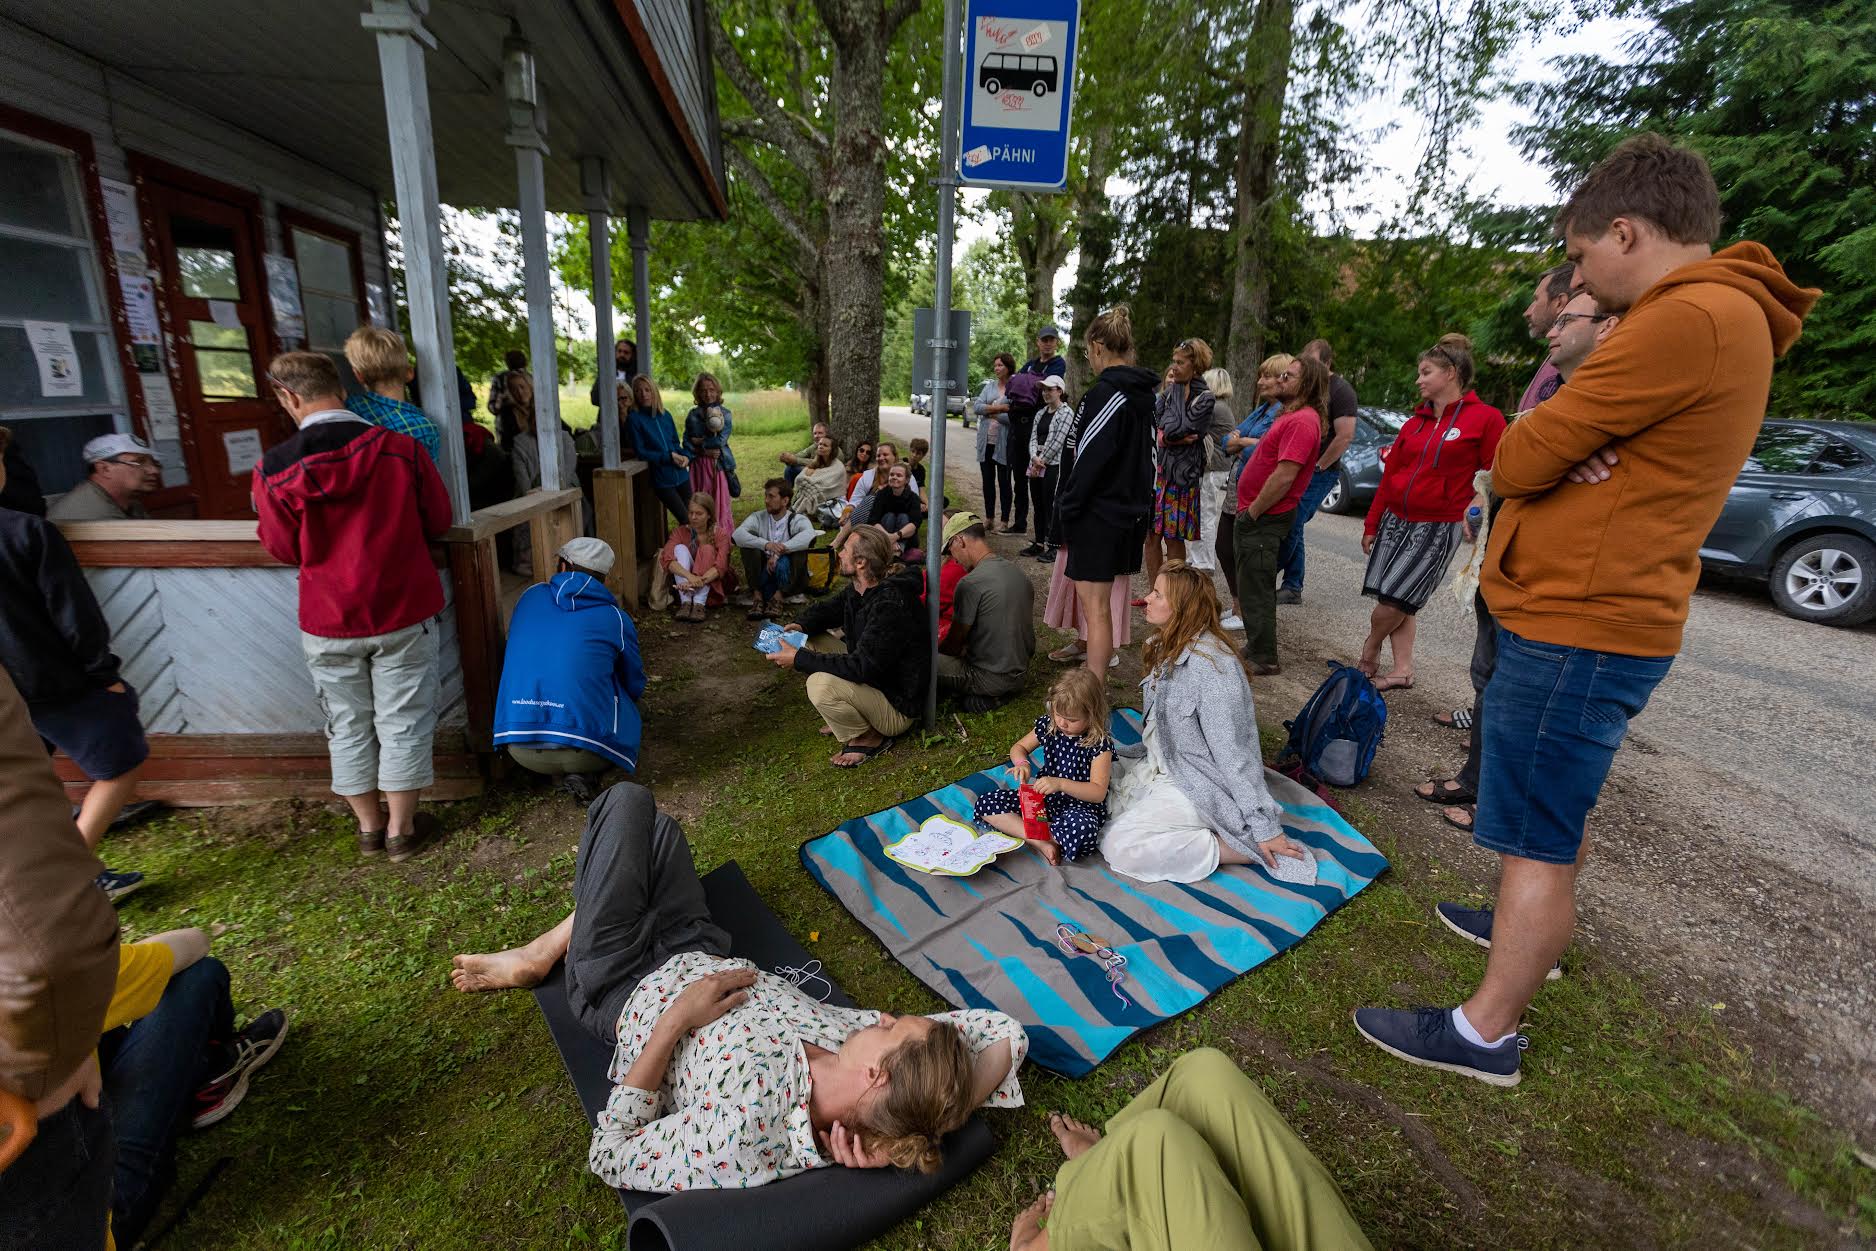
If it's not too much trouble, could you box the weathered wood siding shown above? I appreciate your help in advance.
[634,0,723,185]
[84,565,466,735]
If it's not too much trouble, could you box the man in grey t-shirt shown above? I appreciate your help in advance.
[46,434,161,522]
[936,512,1035,712]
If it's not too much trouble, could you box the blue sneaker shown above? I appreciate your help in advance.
[1435,903,1562,980]
[96,868,145,905]
[1352,1006,1526,1087]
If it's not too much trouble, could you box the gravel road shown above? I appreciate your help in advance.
[884,405,1876,1134]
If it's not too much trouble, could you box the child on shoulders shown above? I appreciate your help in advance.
[974,669,1113,865]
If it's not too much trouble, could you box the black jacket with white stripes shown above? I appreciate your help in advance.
[1053,364,1159,535]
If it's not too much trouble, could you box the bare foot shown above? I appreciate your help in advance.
[450,947,552,993]
[1035,839,1062,866]
[1049,1112,1102,1160]
[1009,1191,1054,1251]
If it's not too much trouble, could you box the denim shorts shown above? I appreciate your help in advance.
[1473,628,1672,865]
[32,682,150,782]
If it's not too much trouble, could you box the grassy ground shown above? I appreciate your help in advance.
[118,398,1874,1247]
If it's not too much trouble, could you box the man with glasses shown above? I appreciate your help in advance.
[1516,262,1577,412]
[48,433,162,521]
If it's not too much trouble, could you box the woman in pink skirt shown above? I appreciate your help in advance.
[683,374,736,536]
[1044,546,1130,668]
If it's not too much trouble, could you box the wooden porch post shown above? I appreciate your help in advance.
[504,30,564,493]
[582,157,621,470]
[628,204,652,382]
[361,0,472,523]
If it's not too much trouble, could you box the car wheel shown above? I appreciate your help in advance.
[984,77,1001,95]
[1769,533,1876,626]
[1318,471,1353,515]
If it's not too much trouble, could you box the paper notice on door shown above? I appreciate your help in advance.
[23,321,83,397]
[121,272,163,372]
[208,300,242,330]
[100,178,144,263]
[222,428,263,475]
[142,373,180,442]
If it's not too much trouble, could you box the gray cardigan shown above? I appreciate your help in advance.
[973,380,1010,464]
[1128,633,1284,855]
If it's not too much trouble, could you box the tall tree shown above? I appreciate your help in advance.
[1223,0,1295,386]
[1517,0,1876,417]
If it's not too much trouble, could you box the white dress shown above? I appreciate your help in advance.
[1101,717,1223,883]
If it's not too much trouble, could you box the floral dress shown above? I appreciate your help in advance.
[590,951,1028,1192]
[974,714,1114,861]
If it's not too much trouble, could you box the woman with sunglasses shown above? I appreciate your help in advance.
[1356,334,1505,691]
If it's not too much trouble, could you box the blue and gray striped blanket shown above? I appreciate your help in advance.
[800,710,1389,1076]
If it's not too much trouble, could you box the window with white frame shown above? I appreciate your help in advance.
[0,126,133,494]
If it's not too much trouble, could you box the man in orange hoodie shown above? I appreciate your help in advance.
[1356,134,1819,1086]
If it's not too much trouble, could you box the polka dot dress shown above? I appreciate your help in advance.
[975,714,1115,861]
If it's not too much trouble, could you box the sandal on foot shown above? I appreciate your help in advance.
[1415,778,1476,805]
[1373,674,1415,692]
[832,738,894,768]
[1433,708,1473,730]
[1440,803,1476,833]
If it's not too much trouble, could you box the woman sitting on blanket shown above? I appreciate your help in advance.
[1101,561,1312,884]
[448,782,1028,1193]
[974,668,1113,866]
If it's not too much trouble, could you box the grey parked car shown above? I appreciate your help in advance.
[1317,407,1407,516]
[1701,419,1876,627]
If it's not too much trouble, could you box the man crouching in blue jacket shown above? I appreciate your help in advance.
[493,538,645,800]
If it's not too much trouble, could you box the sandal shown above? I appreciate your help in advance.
[831,737,894,768]
[1048,644,1088,663]
[1440,803,1476,833]
[1415,778,1475,804]
[1373,674,1415,692]
[1433,708,1473,730]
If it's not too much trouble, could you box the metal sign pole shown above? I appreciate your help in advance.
[924,0,965,730]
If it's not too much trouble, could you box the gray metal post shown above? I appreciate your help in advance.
[362,0,471,522]
[583,157,620,469]
[923,0,965,729]
[628,205,652,383]
[506,36,562,492]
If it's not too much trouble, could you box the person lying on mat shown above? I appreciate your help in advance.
[1100,562,1311,884]
[1006,1047,1372,1251]
[448,781,1028,1193]
[974,668,1113,866]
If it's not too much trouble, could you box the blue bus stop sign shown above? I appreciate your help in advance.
[959,0,1081,191]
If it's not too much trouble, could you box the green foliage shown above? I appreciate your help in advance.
[881,239,1034,400]
[1516,0,1876,418]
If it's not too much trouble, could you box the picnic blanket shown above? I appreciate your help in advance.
[800,710,1389,1076]
[533,860,996,1251]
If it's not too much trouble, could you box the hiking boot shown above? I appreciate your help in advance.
[385,812,437,864]
[191,1009,290,1129]
[1435,903,1562,980]
[1275,588,1302,605]
[96,868,145,904]
[1352,1005,1525,1087]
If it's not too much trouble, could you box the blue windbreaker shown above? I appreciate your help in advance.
[492,571,646,771]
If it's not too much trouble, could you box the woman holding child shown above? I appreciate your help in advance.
[1101,562,1310,884]
[682,372,737,535]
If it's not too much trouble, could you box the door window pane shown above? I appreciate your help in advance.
[1743,428,1824,474]
[195,349,257,399]
[0,138,81,236]
[189,319,248,350]
[178,246,240,299]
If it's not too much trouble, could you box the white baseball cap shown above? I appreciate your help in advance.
[81,433,158,464]
[557,536,615,575]
[1039,375,1066,391]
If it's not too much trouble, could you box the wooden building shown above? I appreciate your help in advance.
[0,0,726,801]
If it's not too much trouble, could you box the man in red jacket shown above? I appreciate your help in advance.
[255,352,452,862]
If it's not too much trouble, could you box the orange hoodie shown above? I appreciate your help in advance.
[1483,242,1819,656]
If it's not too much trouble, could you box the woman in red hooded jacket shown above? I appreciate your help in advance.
[1357,334,1504,690]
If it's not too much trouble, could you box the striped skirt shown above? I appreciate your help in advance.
[1362,512,1464,613]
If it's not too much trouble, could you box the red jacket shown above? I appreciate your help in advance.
[1365,391,1505,535]
[255,413,452,638]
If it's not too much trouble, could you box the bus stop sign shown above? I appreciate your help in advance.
[959,0,1081,191]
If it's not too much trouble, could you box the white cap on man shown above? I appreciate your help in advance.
[557,536,615,575]
[81,433,158,464]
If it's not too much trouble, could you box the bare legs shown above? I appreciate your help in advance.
[1359,602,1416,684]
[451,910,575,993]
[1459,841,1588,1040]
[74,766,143,850]
[982,810,1060,865]
[341,787,422,839]
[1074,579,1115,674]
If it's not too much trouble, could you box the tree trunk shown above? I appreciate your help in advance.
[1062,119,1116,397]
[1008,192,1072,328]
[1225,0,1295,388]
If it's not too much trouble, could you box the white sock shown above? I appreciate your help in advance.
[1452,1006,1514,1049]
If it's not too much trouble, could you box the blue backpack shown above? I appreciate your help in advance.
[1279,662,1387,787]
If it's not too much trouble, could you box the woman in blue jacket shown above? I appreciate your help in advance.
[625,376,692,524]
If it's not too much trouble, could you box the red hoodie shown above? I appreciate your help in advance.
[254,412,451,638]
[1365,390,1505,535]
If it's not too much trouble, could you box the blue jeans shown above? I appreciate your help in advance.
[99,957,235,1246]
[0,1098,113,1251]
[1276,464,1340,592]
[1474,628,1672,865]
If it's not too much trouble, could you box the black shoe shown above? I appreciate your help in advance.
[960,693,1011,714]
[1275,588,1302,605]
[191,1008,289,1128]
[1018,543,1044,558]
[1035,546,1058,564]
[560,773,599,803]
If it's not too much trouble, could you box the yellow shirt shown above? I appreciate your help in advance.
[104,942,174,1032]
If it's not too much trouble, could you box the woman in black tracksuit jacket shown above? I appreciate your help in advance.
[1052,305,1158,672]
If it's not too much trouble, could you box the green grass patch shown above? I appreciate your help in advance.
[117,641,1871,1248]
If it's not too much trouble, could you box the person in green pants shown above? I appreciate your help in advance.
[1008,1048,1371,1251]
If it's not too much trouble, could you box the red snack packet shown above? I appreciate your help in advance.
[1018,784,1052,841]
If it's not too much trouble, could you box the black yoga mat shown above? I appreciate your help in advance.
[532,860,997,1251]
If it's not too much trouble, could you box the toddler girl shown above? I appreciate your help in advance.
[974,669,1114,865]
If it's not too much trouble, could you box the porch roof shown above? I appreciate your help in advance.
[0,0,727,221]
